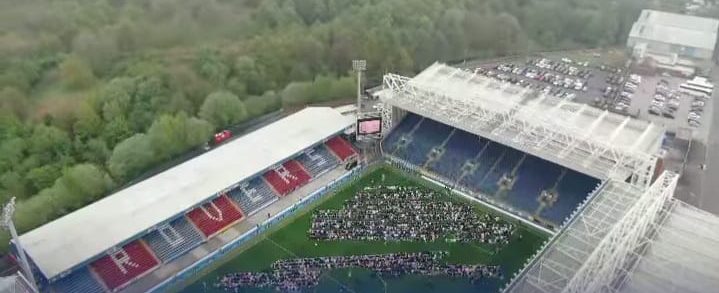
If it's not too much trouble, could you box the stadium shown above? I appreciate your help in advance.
[8,62,719,293]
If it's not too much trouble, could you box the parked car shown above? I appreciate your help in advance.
[648,106,662,115]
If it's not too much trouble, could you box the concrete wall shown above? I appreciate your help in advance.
[628,37,714,60]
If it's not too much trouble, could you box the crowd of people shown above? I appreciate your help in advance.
[215,252,501,292]
[309,186,515,244]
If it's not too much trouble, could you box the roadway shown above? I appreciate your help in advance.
[696,68,719,215]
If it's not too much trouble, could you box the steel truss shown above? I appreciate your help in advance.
[504,171,678,293]
[381,64,659,189]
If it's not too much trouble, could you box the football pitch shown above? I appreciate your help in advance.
[178,165,549,293]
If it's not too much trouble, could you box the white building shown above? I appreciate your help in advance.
[627,9,719,74]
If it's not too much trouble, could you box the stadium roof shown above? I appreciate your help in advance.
[503,171,719,293]
[629,10,719,50]
[18,107,354,280]
[381,63,663,186]
[618,201,719,293]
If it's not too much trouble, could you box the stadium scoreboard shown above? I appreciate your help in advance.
[356,114,382,140]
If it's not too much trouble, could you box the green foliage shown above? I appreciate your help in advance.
[109,112,213,181]
[108,134,156,181]
[0,87,29,119]
[147,112,213,160]
[281,75,356,107]
[28,125,72,164]
[58,55,96,90]
[199,91,249,128]
[245,91,282,118]
[13,163,113,234]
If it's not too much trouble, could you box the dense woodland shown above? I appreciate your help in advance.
[0,0,652,252]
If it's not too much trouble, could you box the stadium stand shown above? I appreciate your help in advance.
[509,157,563,213]
[227,177,279,216]
[51,267,105,293]
[384,112,599,225]
[143,217,205,263]
[543,170,600,223]
[403,118,454,165]
[186,195,244,238]
[458,141,505,192]
[428,129,485,179]
[263,160,312,196]
[325,136,358,161]
[296,145,340,177]
[89,241,160,292]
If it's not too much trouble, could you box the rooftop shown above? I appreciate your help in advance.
[629,9,719,50]
[17,107,354,280]
[381,63,663,184]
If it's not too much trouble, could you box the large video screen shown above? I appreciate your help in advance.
[357,117,382,135]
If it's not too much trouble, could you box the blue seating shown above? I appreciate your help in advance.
[383,113,600,226]
[51,267,105,293]
[296,145,339,177]
[542,170,600,224]
[431,130,485,179]
[460,142,504,192]
[401,118,454,165]
[143,216,205,263]
[228,177,278,216]
[481,148,524,193]
[383,113,422,152]
[506,157,562,214]
[228,176,279,216]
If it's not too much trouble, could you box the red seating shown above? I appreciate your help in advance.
[186,195,244,238]
[90,240,159,292]
[263,160,312,196]
[325,136,357,161]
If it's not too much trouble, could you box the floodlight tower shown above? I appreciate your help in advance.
[352,59,367,114]
[2,197,38,292]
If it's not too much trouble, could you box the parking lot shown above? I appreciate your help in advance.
[474,58,622,105]
[625,74,712,140]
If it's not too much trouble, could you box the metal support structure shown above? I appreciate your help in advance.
[561,171,677,293]
[381,64,660,188]
[2,197,39,293]
[504,171,679,293]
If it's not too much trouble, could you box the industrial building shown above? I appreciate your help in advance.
[627,9,719,75]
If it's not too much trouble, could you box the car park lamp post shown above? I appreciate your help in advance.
[2,197,38,292]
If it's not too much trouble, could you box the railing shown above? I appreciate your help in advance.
[148,167,364,293]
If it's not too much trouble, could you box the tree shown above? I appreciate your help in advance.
[72,31,119,74]
[108,134,157,181]
[28,125,72,164]
[194,48,230,86]
[147,113,205,160]
[233,56,273,95]
[73,103,104,140]
[57,163,114,209]
[281,81,311,107]
[99,78,135,121]
[58,55,96,90]
[245,91,281,118]
[102,117,133,148]
[199,91,248,128]
[0,87,29,119]
[0,137,25,173]
[0,172,28,199]
[76,138,110,165]
[25,165,62,193]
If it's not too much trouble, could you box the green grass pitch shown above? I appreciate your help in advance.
[178,165,549,293]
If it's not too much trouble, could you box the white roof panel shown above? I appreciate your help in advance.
[619,201,719,293]
[18,107,354,279]
[630,10,719,50]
